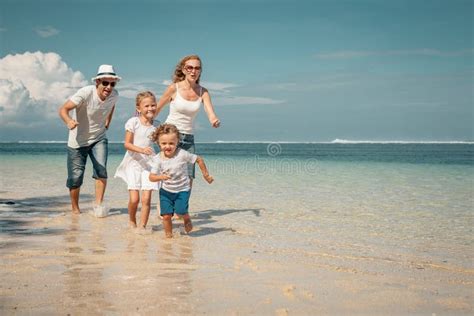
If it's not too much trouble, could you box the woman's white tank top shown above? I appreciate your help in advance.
[165,83,202,135]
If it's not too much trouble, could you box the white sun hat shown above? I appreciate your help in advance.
[91,64,122,82]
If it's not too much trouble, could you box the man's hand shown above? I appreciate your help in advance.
[67,120,79,130]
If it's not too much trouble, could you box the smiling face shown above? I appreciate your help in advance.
[96,77,118,100]
[137,96,157,122]
[158,133,179,158]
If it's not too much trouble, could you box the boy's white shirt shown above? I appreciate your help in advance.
[151,148,197,193]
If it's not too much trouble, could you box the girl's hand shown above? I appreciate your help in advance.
[67,120,79,130]
[142,147,154,155]
[211,118,220,128]
[203,174,214,184]
[160,174,171,181]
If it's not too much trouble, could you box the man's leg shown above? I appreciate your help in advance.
[95,178,107,206]
[70,187,81,214]
[67,146,87,214]
[90,139,109,206]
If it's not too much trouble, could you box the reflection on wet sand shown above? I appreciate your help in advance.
[154,237,195,313]
[109,227,196,314]
[159,238,194,296]
[62,216,112,313]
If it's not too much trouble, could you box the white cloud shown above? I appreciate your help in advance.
[125,79,280,106]
[215,96,285,106]
[119,81,167,99]
[0,51,87,127]
[162,80,239,93]
[202,82,240,92]
[34,26,60,38]
[314,49,474,59]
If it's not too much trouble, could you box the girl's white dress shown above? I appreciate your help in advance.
[114,117,159,190]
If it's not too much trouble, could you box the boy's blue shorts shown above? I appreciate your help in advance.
[159,189,191,216]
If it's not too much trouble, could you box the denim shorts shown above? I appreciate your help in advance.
[159,188,191,216]
[178,133,196,178]
[66,138,108,189]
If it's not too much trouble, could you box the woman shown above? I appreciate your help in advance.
[156,54,220,179]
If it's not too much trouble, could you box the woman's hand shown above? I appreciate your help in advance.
[211,118,220,128]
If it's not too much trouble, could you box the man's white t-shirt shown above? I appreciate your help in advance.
[67,85,119,148]
[151,148,198,193]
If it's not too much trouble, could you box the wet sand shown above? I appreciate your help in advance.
[1,192,472,316]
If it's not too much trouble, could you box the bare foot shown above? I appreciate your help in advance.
[72,208,81,215]
[129,221,137,229]
[137,227,151,235]
[165,232,173,238]
[184,219,193,233]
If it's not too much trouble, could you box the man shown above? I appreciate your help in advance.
[59,64,120,214]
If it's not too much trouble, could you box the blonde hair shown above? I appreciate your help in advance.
[150,123,180,143]
[173,55,202,84]
[135,91,156,116]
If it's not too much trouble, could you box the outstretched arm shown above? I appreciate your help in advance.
[196,156,214,184]
[58,100,79,130]
[201,89,220,128]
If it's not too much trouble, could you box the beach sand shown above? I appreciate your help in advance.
[1,192,472,315]
[1,153,473,315]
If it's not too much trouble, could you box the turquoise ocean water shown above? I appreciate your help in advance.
[1,142,473,270]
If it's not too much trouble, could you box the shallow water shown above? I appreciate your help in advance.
[1,143,473,313]
[1,145,472,267]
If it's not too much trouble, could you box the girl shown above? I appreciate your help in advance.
[114,91,159,231]
[149,123,214,238]
[156,55,220,180]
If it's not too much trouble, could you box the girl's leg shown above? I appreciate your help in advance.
[139,190,152,228]
[162,214,173,238]
[128,190,139,228]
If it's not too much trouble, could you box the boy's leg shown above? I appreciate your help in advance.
[182,214,193,233]
[128,190,139,228]
[175,191,192,233]
[139,190,152,228]
[162,215,173,238]
[159,189,175,238]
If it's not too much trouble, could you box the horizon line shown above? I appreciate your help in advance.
[2,139,473,145]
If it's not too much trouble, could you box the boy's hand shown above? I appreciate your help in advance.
[203,174,214,184]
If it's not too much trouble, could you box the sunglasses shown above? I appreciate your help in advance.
[184,65,202,72]
[101,80,116,87]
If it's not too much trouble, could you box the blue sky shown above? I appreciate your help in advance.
[0,0,472,142]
